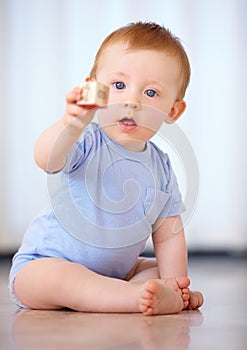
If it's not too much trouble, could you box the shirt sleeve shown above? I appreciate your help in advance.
[158,155,185,218]
[64,129,95,174]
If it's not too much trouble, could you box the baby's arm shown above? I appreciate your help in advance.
[34,87,96,173]
[152,215,188,279]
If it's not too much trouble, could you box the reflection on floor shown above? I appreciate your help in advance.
[0,256,246,350]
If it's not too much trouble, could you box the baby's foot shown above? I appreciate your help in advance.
[139,280,183,316]
[176,277,191,309]
[187,290,204,310]
[158,277,203,310]
[165,277,190,309]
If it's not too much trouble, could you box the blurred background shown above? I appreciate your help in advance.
[0,0,246,256]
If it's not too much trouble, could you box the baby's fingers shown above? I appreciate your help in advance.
[65,87,82,103]
[66,103,85,117]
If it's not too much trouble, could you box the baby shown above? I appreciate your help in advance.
[9,21,203,315]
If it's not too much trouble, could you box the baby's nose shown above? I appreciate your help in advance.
[123,102,141,111]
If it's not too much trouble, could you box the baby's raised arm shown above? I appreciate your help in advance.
[34,87,96,173]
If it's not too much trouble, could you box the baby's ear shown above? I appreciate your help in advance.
[165,100,186,124]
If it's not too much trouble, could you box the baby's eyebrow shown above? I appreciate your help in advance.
[146,80,165,87]
[108,72,130,79]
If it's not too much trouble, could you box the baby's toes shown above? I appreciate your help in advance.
[176,277,190,289]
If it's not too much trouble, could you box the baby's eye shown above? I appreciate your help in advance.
[113,82,126,90]
[145,89,157,97]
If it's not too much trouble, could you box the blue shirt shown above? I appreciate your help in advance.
[48,122,184,248]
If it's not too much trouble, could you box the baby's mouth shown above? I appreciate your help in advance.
[118,118,138,131]
[119,118,137,126]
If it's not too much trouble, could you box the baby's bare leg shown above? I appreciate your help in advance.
[14,257,184,315]
[126,257,160,282]
[14,258,142,312]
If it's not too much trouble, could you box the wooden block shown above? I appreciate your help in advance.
[77,81,109,107]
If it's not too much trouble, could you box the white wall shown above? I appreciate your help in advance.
[0,0,246,252]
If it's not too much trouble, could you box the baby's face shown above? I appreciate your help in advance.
[96,42,182,151]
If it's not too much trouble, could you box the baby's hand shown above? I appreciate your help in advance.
[63,86,97,130]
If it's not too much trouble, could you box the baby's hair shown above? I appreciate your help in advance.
[90,21,190,100]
